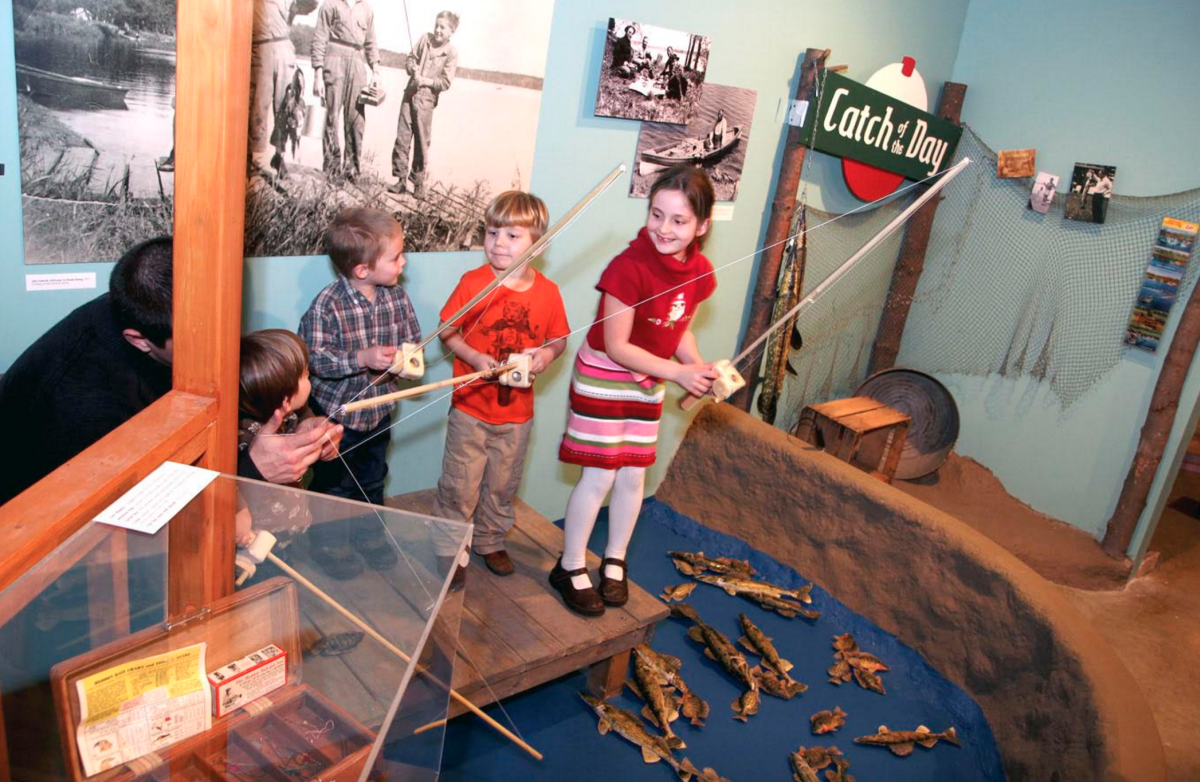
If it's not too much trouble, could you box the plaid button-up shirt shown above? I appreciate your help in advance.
[299,276,422,431]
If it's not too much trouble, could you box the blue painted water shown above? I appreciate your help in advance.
[438,498,1005,781]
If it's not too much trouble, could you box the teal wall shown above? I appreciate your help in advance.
[1,0,969,520]
[911,0,1200,556]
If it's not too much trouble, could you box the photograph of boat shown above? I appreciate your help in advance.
[640,125,741,166]
[14,0,176,263]
[630,82,756,201]
[16,63,129,110]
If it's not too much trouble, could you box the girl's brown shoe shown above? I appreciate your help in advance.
[549,559,605,616]
[599,557,629,607]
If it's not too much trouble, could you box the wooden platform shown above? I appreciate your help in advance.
[389,490,668,718]
[286,490,667,731]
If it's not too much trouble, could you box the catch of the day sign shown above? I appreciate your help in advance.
[799,70,962,184]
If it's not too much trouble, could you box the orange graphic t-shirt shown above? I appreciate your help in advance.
[440,265,570,425]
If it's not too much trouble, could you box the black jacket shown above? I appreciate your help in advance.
[0,295,172,504]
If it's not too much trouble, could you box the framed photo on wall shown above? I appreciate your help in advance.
[594,18,710,125]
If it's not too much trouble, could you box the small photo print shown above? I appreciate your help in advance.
[1064,162,1116,223]
[997,148,1036,179]
[594,18,710,125]
[1028,171,1059,214]
[630,83,756,202]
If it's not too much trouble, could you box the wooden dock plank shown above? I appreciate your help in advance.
[87,152,126,197]
[126,155,162,199]
[55,147,96,183]
[20,146,64,181]
[362,491,668,724]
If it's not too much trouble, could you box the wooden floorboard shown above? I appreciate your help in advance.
[297,490,670,730]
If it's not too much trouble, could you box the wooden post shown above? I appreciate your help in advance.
[1102,294,1200,557]
[729,48,829,412]
[168,0,253,613]
[586,649,632,699]
[867,82,967,375]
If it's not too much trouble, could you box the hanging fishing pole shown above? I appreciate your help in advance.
[681,156,973,410]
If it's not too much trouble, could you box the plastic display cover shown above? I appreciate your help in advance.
[0,473,471,782]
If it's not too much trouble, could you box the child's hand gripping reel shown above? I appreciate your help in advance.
[498,352,534,388]
[680,359,746,411]
[391,343,425,380]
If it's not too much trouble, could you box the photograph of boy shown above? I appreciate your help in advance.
[298,208,422,580]
[390,11,459,198]
[242,0,556,257]
[429,192,569,589]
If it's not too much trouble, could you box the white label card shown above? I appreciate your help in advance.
[25,273,97,291]
[95,462,220,535]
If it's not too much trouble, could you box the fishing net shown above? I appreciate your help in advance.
[771,126,1200,433]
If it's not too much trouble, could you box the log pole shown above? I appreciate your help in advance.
[867,82,967,374]
[1102,292,1200,558]
[729,48,829,412]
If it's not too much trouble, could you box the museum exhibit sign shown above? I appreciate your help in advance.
[797,70,963,184]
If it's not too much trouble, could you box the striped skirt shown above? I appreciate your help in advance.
[558,344,666,469]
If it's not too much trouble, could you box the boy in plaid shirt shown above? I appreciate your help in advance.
[299,207,421,580]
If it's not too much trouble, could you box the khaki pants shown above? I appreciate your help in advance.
[391,87,436,188]
[431,407,534,556]
[322,50,367,177]
[249,40,296,175]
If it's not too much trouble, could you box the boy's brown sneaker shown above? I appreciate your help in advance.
[599,557,629,607]
[482,550,515,576]
[549,559,605,617]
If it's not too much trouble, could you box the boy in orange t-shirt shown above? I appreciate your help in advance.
[432,191,569,587]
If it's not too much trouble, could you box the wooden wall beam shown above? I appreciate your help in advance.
[867,82,967,375]
[1102,294,1200,557]
[168,0,254,612]
[730,48,829,412]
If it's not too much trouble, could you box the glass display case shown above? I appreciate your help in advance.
[0,472,471,782]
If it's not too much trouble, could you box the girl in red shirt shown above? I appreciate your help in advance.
[553,165,720,616]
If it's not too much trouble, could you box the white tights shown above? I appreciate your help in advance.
[561,466,646,589]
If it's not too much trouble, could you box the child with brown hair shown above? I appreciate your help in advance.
[430,191,570,590]
[298,207,422,580]
[235,328,315,549]
[553,165,720,616]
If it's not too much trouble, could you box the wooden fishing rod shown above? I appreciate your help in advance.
[681,156,973,411]
[339,359,521,415]
[391,164,627,377]
[265,551,544,760]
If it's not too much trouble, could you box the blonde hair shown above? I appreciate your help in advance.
[239,329,309,422]
[484,191,550,241]
[325,208,404,277]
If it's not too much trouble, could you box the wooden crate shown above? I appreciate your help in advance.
[50,578,374,781]
[794,396,911,483]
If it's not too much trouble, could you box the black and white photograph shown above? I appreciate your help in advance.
[1028,171,1059,214]
[13,0,176,264]
[629,83,756,202]
[244,0,555,256]
[1064,161,1116,224]
[594,18,710,126]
